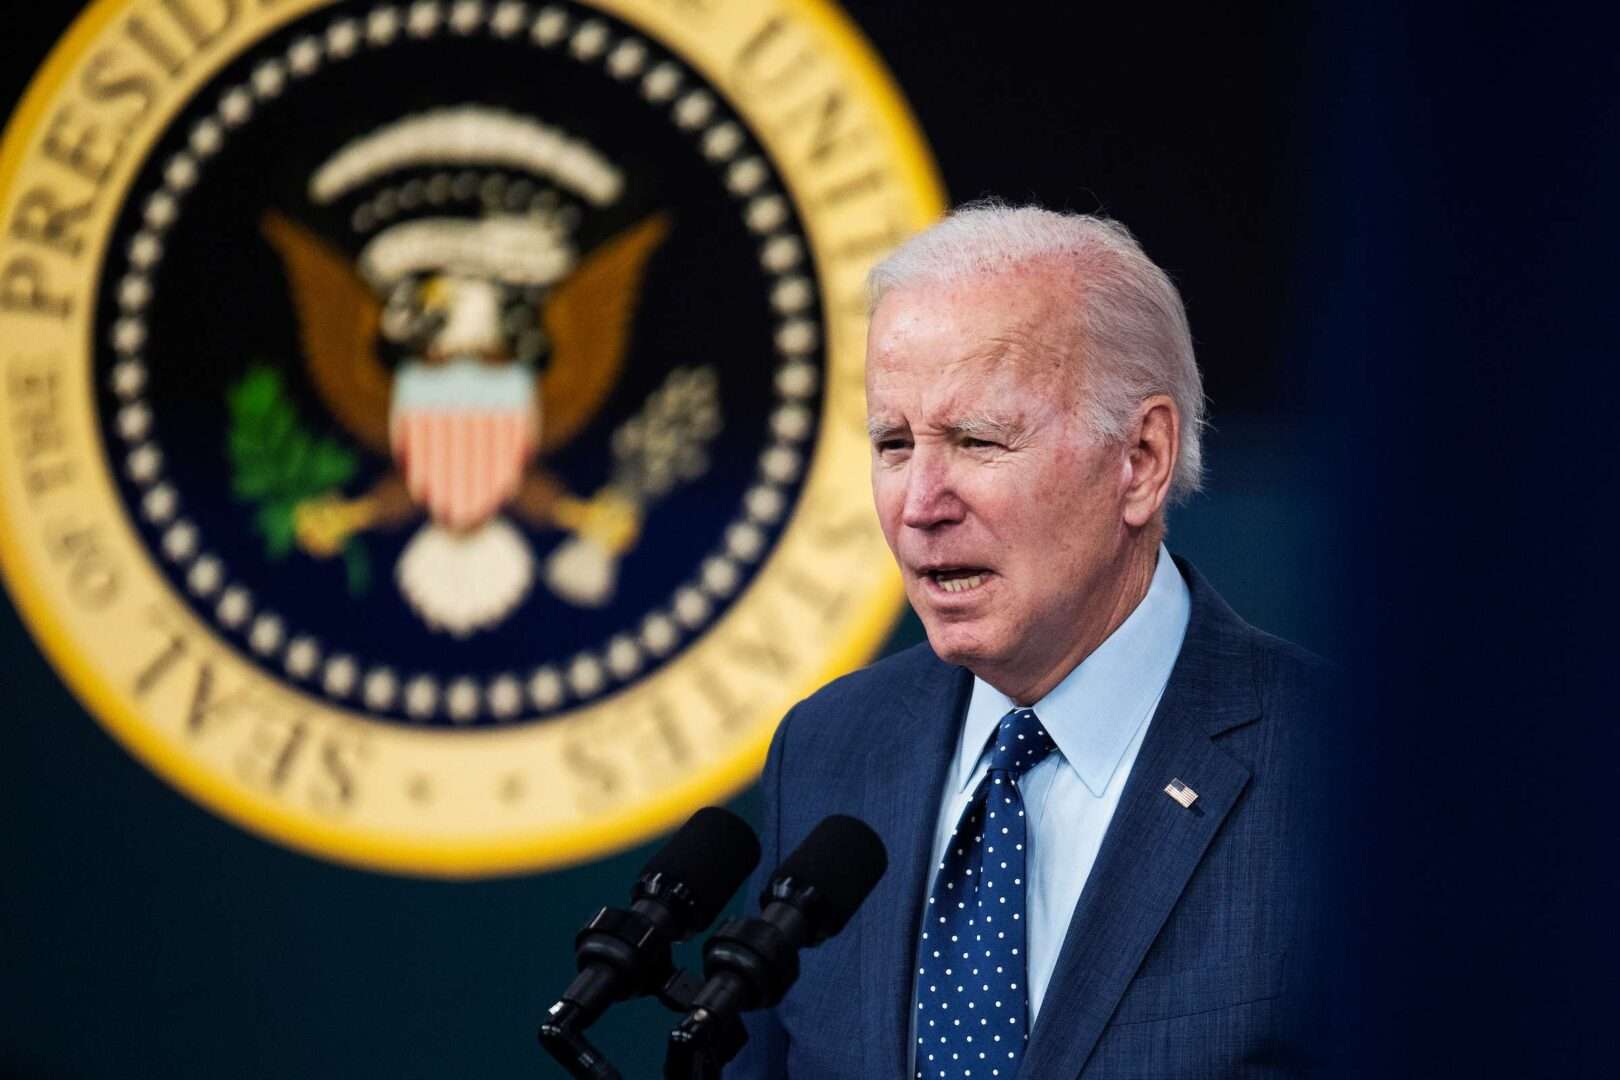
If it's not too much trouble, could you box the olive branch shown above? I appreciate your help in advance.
[609,365,722,499]
[226,365,371,594]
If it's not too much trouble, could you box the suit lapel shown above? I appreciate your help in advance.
[1018,561,1261,1079]
[860,655,972,1080]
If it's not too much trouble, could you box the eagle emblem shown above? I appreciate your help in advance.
[245,106,720,637]
[0,0,937,872]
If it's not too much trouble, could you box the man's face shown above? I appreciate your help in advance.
[866,272,1138,701]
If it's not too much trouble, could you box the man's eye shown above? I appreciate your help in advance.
[961,437,998,449]
[877,439,911,454]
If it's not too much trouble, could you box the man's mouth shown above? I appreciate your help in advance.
[923,567,991,594]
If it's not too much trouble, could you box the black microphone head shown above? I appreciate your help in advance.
[635,806,761,936]
[766,814,888,941]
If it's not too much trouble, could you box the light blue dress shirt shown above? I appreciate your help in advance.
[909,544,1191,1064]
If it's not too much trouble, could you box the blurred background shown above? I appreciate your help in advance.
[2,1,1615,1077]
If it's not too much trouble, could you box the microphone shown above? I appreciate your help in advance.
[539,806,761,1080]
[665,815,889,1077]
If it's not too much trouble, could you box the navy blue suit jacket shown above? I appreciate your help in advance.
[728,558,1341,1079]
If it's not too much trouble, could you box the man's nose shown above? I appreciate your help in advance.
[901,449,965,529]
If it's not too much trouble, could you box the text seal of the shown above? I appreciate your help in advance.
[0,0,944,876]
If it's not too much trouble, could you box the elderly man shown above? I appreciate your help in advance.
[729,202,1339,1080]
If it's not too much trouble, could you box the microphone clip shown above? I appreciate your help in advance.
[698,914,801,1009]
[572,905,676,1004]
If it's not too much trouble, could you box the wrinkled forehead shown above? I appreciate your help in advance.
[865,274,1082,400]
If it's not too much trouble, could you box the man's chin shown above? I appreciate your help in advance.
[919,620,1001,671]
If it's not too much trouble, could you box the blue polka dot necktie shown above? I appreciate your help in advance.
[915,708,1056,1080]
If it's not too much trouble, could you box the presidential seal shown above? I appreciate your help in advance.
[0,0,943,875]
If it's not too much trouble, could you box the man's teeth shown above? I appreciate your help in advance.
[936,573,985,593]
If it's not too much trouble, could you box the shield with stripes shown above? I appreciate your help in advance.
[389,361,538,531]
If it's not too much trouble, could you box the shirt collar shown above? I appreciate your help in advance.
[954,543,1192,798]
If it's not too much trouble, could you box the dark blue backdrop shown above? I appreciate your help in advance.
[4,2,1617,1077]
[1302,3,1620,1075]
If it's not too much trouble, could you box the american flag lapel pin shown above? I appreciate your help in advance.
[1164,778,1198,809]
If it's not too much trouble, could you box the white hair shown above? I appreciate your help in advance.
[868,200,1206,501]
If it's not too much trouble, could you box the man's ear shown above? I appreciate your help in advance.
[1122,394,1178,529]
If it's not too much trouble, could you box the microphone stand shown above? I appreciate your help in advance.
[662,905,801,1080]
[536,1003,621,1080]
[664,1007,748,1080]
[538,906,746,1080]
[661,810,891,1080]
[536,807,762,1080]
